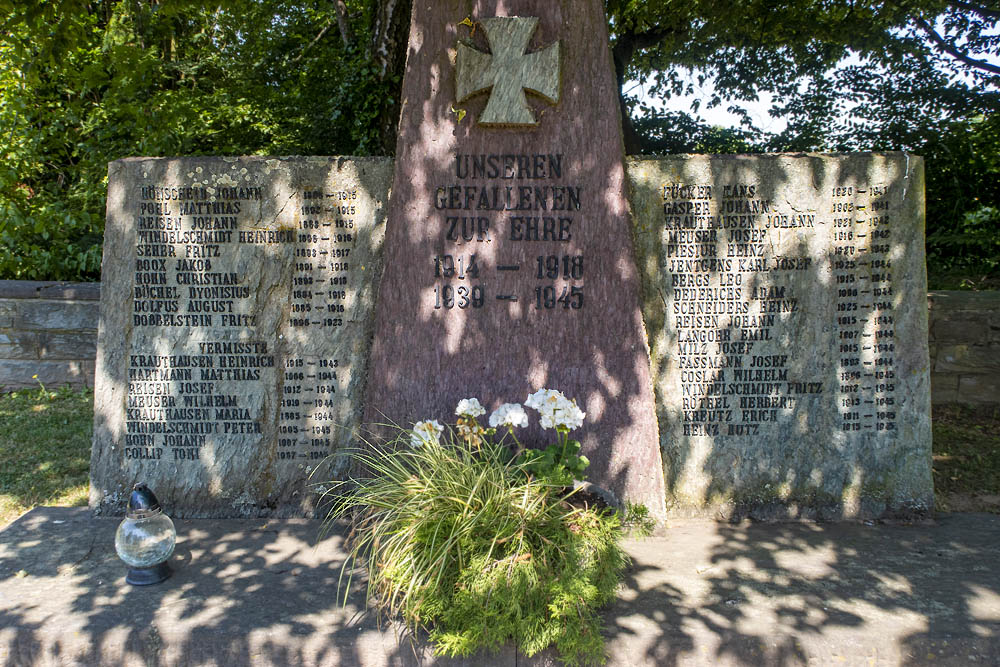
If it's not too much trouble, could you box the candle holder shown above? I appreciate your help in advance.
[115,483,176,585]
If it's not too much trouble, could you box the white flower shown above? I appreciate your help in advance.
[553,401,586,430]
[489,403,529,429]
[410,420,443,447]
[526,388,586,431]
[525,388,560,411]
[454,397,486,418]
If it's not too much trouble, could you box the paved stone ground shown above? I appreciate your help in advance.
[1,507,998,666]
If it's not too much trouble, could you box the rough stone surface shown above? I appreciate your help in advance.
[0,285,100,389]
[935,344,1000,374]
[0,331,34,360]
[931,373,962,404]
[90,157,392,518]
[958,374,1000,400]
[0,507,507,666]
[0,330,97,360]
[3,507,998,666]
[13,300,98,331]
[4,286,990,412]
[455,16,560,126]
[39,331,99,359]
[927,290,1000,405]
[365,1,666,515]
[0,359,95,390]
[0,280,101,301]
[628,154,933,518]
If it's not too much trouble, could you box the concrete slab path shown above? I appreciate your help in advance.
[1,508,998,666]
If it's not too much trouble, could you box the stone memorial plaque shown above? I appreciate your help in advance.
[90,157,391,517]
[364,1,666,513]
[629,153,933,517]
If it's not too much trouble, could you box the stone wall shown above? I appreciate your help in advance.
[0,281,100,391]
[2,281,997,408]
[928,291,1000,406]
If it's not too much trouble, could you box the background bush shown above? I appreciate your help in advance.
[1,0,996,285]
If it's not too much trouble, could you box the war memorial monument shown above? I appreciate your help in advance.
[90,1,932,521]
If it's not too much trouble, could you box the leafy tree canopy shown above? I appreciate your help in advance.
[0,0,997,285]
[608,0,999,286]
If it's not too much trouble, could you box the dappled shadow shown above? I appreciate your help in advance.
[71,1,955,665]
[362,0,665,513]
[0,507,511,665]
[597,514,1000,665]
[90,156,392,519]
[629,152,932,520]
[4,511,998,665]
[4,509,999,665]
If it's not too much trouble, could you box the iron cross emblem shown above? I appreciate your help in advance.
[456,17,560,127]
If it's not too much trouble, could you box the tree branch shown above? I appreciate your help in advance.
[334,0,354,48]
[291,22,331,65]
[611,27,672,87]
[371,0,410,80]
[915,16,1000,76]
[611,27,675,154]
[947,0,1000,20]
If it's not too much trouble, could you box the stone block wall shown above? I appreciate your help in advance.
[928,291,1000,405]
[0,281,100,391]
[2,281,998,407]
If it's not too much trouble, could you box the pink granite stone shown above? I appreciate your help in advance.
[364,0,665,513]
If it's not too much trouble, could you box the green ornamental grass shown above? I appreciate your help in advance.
[321,391,633,666]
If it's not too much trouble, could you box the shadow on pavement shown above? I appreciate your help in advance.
[603,514,1000,666]
[0,507,504,666]
[3,508,999,665]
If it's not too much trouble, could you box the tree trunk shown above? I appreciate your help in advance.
[611,31,650,154]
[618,92,645,155]
[370,0,413,155]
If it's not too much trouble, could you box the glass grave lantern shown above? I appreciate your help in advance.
[115,483,176,585]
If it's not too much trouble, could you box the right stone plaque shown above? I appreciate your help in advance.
[629,153,933,517]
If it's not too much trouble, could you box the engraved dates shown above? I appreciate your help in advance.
[432,153,586,311]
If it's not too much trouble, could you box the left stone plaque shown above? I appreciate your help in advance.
[90,157,392,517]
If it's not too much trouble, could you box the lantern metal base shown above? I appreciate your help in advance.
[125,561,171,586]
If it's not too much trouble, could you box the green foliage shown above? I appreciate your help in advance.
[932,405,1000,514]
[614,0,1000,288]
[517,437,590,488]
[321,429,630,666]
[922,114,1000,286]
[630,109,760,155]
[0,0,392,280]
[929,206,1000,272]
[1,0,997,284]
[620,501,656,537]
[0,385,93,527]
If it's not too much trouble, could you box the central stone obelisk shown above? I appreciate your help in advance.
[365,0,665,513]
